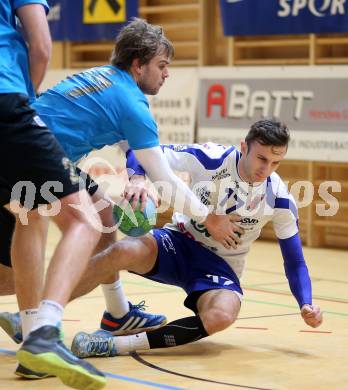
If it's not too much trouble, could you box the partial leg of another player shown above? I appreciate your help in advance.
[0,207,16,296]
[72,289,240,357]
[0,190,165,350]
[71,185,167,334]
[0,263,15,296]
[71,232,242,357]
[71,232,166,335]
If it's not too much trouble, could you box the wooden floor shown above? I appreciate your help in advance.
[0,224,347,389]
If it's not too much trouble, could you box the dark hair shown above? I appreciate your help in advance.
[245,119,290,150]
[110,18,174,69]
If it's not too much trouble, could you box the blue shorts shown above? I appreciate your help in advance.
[142,228,243,313]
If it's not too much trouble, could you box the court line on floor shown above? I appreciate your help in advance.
[237,313,334,332]
[299,330,332,334]
[244,298,348,316]
[0,348,185,390]
[104,372,185,390]
[244,286,348,305]
[0,348,15,356]
[125,278,348,305]
[247,267,348,285]
[248,282,289,287]
[1,279,345,308]
[131,352,273,390]
[1,295,346,317]
[235,326,268,330]
[237,312,298,320]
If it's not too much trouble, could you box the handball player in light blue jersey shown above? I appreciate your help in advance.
[0,18,243,376]
[0,1,104,387]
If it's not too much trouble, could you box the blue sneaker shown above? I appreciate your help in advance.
[100,301,167,335]
[71,330,117,358]
[0,311,22,344]
[16,325,106,389]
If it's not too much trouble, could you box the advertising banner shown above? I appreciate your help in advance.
[198,66,348,162]
[48,0,138,41]
[220,0,348,36]
[148,68,198,145]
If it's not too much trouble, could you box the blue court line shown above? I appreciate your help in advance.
[105,372,185,389]
[0,348,185,390]
[0,348,15,356]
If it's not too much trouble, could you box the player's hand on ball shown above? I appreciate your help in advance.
[204,213,244,249]
[113,196,157,237]
[301,304,323,328]
[124,175,158,211]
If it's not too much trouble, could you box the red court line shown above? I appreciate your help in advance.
[62,319,81,322]
[299,330,332,334]
[245,287,348,304]
[236,326,268,330]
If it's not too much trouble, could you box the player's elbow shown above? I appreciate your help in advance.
[30,39,52,65]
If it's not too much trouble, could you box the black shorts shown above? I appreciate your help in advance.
[0,207,16,267]
[0,93,81,208]
[75,167,99,197]
[0,168,98,268]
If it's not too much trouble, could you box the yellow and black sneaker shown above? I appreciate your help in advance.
[16,325,106,390]
[15,363,53,380]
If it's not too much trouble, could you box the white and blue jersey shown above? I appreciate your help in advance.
[33,66,159,162]
[156,143,298,277]
[127,142,312,307]
[0,0,48,101]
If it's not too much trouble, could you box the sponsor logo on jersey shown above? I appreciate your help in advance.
[240,217,259,229]
[172,144,196,152]
[33,115,46,128]
[212,168,231,181]
[196,186,211,206]
[191,220,210,238]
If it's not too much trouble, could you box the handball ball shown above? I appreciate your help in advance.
[113,197,157,237]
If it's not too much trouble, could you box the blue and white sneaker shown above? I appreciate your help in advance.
[100,301,167,335]
[71,330,117,358]
[0,311,22,344]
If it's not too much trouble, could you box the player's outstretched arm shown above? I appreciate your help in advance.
[133,146,207,217]
[130,147,244,248]
[278,233,323,327]
[16,4,51,92]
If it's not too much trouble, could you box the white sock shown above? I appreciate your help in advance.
[31,300,63,332]
[102,279,129,318]
[113,333,150,354]
[20,309,38,340]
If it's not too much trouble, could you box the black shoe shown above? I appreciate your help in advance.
[15,363,53,379]
[16,325,106,389]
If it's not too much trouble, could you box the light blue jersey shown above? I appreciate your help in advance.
[0,0,49,101]
[33,66,159,162]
